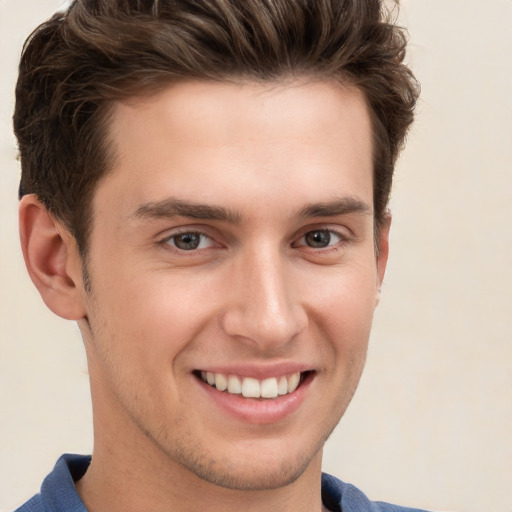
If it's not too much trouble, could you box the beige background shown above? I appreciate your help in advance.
[1,1,511,511]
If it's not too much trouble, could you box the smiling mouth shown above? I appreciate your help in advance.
[194,370,313,399]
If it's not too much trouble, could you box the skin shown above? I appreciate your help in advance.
[20,79,389,512]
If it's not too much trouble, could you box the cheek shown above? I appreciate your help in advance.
[307,262,378,329]
[87,266,218,362]
[302,261,378,373]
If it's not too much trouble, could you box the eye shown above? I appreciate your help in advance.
[163,231,215,251]
[297,229,343,249]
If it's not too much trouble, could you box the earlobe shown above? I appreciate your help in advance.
[19,195,87,320]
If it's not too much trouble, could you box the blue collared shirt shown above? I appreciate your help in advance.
[15,454,432,512]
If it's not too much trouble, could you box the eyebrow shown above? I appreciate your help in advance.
[297,197,372,219]
[130,198,242,223]
[129,196,371,224]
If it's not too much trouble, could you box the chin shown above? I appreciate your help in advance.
[165,432,328,492]
[183,453,315,491]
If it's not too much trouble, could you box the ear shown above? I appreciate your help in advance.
[375,213,391,306]
[19,195,87,320]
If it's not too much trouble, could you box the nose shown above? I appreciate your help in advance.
[220,246,308,351]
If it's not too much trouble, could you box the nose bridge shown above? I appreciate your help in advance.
[221,241,306,348]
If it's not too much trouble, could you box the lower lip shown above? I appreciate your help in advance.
[196,374,314,425]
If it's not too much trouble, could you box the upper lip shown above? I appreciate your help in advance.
[193,361,314,380]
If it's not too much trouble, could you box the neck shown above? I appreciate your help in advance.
[76,439,327,512]
[77,373,327,512]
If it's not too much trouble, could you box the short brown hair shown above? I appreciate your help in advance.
[14,0,419,256]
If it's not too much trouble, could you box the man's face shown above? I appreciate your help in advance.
[78,80,388,490]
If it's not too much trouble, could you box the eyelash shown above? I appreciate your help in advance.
[159,227,349,254]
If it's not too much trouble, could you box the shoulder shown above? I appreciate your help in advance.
[13,454,90,512]
[321,473,433,512]
[13,494,46,512]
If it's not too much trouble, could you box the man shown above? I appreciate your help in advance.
[13,0,422,511]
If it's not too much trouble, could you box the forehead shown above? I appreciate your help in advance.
[98,79,373,220]
[109,79,371,153]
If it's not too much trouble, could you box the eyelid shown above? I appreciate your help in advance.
[296,223,351,236]
[156,222,216,242]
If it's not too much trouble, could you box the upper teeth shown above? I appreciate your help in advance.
[200,371,301,398]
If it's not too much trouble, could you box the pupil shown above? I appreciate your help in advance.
[175,233,200,250]
[306,230,330,248]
